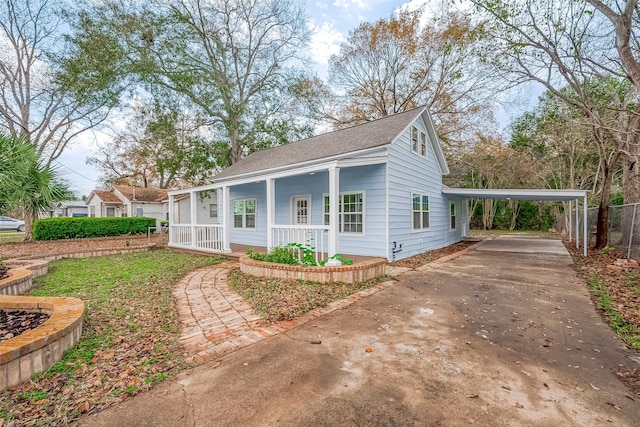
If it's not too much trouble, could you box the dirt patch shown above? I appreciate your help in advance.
[389,238,481,268]
[0,234,167,259]
[228,269,391,321]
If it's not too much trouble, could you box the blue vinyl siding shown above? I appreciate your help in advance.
[226,164,386,257]
[229,182,267,247]
[387,116,462,260]
[274,165,386,257]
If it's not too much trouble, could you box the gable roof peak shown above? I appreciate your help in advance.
[214,106,428,181]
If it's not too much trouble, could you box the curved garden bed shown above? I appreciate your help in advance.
[0,295,84,389]
[239,256,387,284]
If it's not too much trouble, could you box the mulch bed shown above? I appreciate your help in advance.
[0,234,167,259]
[0,309,50,341]
[388,238,481,268]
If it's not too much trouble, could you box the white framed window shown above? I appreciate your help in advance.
[450,203,456,230]
[323,192,365,234]
[410,125,428,158]
[412,193,429,230]
[209,203,218,219]
[136,207,143,217]
[233,199,256,229]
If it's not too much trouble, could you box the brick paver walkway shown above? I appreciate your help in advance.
[173,262,395,364]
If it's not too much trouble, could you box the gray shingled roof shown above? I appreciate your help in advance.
[214,106,426,181]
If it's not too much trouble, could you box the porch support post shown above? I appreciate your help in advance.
[266,178,274,250]
[575,198,579,249]
[583,195,588,257]
[190,190,197,248]
[168,194,174,245]
[222,186,231,253]
[568,201,572,243]
[328,165,340,259]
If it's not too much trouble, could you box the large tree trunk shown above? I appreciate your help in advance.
[595,165,614,248]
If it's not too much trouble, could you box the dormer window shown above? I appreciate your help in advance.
[411,125,428,158]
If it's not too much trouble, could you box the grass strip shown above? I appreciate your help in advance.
[586,275,640,350]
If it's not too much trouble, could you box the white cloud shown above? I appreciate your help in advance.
[315,1,329,10]
[308,20,346,67]
[332,0,371,11]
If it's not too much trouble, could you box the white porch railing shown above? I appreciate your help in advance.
[170,224,193,247]
[169,224,224,253]
[271,225,329,265]
[194,225,224,252]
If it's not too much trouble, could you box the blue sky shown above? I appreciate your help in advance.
[56,0,437,197]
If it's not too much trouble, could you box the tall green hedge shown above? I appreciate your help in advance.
[33,217,157,240]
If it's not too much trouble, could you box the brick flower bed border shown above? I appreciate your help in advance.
[239,256,387,284]
[0,245,155,389]
[0,295,84,389]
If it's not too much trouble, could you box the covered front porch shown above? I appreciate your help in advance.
[167,156,387,264]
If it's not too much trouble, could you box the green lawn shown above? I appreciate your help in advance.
[0,248,223,424]
[0,230,24,244]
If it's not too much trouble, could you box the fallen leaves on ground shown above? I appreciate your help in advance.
[228,270,392,322]
[0,245,219,426]
[565,240,640,396]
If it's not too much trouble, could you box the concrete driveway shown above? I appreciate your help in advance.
[82,236,640,426]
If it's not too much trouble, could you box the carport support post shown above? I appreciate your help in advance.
[583,195,588,257]
[190,190,197,248]
[568,201,572,243]
[575,198,579,249]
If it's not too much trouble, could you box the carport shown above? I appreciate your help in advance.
[442,188,589,256]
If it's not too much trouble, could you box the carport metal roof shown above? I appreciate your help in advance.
[442,187,589,257]
[441,188,588,201]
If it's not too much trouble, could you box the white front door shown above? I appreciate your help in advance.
[292,196,311,225]
[291,195,311,245]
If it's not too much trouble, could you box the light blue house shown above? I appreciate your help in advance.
[167,106,471,262]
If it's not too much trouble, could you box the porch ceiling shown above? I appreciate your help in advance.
[442,187,588,201]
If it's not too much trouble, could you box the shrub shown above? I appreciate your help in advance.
[247,246,299,265]
[33,217,157,240]
[247,245,353,267]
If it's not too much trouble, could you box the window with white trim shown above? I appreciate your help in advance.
[411,125,428,158]
[450,203,456,230]
[233,199,256,229]
[209,203,218,219]
[412,193,429,230]
[323,192,364,234]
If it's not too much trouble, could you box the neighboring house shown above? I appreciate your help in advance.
[85,189,126,218]
[39,201,89,218]
[167,106,589,261]
[85,186,170,227]
[54,201,88,217]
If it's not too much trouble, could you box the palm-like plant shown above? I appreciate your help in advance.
[0,134,71,241]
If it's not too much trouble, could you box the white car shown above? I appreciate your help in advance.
[0,216,25,232]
